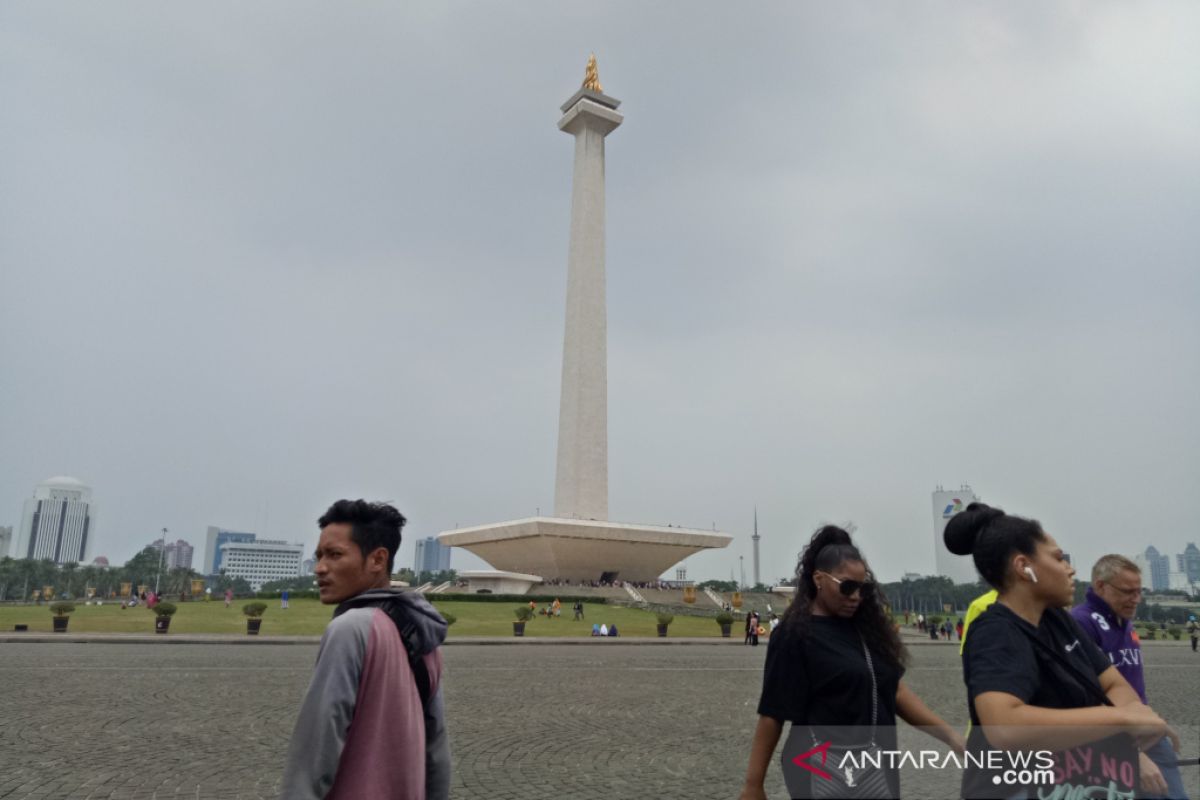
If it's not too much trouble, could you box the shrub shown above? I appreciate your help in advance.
[715,612,734,626]
[656,613,675,626]
[514,606,534,622]
[50,602,75,617]
[243,602,268,618]
[152,602,178,618]
[1167,626,1182,641]
[441,612,457,627]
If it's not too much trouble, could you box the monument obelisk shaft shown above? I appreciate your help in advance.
[554,57,622,521]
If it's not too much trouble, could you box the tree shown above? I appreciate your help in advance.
[121,547,164,588]
[60,562,79,597]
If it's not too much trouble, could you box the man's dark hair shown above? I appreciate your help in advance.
[318,499,406,573]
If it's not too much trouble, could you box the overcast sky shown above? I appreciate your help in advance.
[2,3,1197,583]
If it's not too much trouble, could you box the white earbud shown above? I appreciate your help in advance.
[1023,566,1039,584]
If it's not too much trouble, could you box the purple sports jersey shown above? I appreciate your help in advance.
[1070,588,1146,703]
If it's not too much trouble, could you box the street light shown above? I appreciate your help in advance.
[154,527,167,594]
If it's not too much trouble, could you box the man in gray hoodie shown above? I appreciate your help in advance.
[281,499,450,800]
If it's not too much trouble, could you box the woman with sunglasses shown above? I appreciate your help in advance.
[739,525,963,800]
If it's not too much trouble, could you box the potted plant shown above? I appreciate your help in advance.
[152,601,177,634]
[715,611,734,638]
[243,602,267,635]
[656,613,674,638]
[50,602,75,633]
[513,605,533,637]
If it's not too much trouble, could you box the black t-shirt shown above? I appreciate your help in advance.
[961,604,1112,799]
[758,615,904,728]
[758,616,905,798]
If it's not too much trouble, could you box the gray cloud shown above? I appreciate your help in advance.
[2,2,1197,582]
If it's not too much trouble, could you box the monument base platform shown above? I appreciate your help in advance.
[438,517,732,584]
[459,570,543,595]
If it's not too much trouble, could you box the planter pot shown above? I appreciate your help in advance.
[155,617,171,634]
[657,624,668,637]
[52,617,69,633]
[720,623,732,638]
[14,624,28,632]
[512,621,526,637]
[246,618,263,636]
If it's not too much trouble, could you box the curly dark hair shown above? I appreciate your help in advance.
[318,499,406,573]
[780,524,908,670]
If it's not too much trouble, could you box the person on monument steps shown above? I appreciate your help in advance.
[946,502,1175,800]
[739,525,963,800]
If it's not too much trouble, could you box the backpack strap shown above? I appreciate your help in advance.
[333,597,434,711]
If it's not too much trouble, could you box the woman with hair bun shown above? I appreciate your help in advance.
[948,502,1174,799]
[739,525,963,800]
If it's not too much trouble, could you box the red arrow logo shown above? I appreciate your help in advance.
[792,740,833,780]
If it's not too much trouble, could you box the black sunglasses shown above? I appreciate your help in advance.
[820,571,875,599]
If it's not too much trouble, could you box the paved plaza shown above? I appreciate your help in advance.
[0,640,1197,799]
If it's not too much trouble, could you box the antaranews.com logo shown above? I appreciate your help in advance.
[792,741,1056,789]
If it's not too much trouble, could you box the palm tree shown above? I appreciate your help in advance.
[61,561,79,598]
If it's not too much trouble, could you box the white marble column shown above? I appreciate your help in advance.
[553,86,622,521]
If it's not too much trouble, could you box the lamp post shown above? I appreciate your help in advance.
[154,527,167,594]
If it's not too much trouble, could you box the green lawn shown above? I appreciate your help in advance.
[0,599,731,638]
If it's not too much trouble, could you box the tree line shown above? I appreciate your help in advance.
[0,547,251,602]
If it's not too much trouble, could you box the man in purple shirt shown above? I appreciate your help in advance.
[1072,555,1187,799]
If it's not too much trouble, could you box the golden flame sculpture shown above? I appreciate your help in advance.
[582,53,603,93]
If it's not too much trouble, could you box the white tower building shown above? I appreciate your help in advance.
[553,54,623,522]
[932,485,981,584]
[437,58,731,585]
[17,477,95,564]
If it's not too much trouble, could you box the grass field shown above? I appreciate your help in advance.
[0,598,733,638]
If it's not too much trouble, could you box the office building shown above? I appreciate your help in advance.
[204,526,257,575]
[931,485,980,584]
[217,539,304,590]
[16,477,94,565]
[149,538,194,571]
[414,536,452,574]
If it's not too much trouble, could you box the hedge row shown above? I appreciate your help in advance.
[426,593,608,605]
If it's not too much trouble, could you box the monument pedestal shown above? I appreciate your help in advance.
[440,517,730,584]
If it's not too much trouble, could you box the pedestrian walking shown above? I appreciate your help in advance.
[739,525,962,800]
[281,589,289,610]
[224,588,233,608]
[280,499,450,800]
[1072,555,1189,799]
[945,502,1173,799]
[1188,617,1198,653]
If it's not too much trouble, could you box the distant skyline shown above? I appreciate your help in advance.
[2,4,1197,583]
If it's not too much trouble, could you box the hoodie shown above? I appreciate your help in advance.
[281,588,450,800]
[1070,587,1145,702]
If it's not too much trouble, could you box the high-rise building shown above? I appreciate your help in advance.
[204,526,257,575]
[931,485,981,585]
[0,526,12,558]
[149,538,194,571]
[217,539,305,590]
[1179,543,1200,584]
[1142,546,1171,592]
[17,477,94,565]
[414,536,451,574]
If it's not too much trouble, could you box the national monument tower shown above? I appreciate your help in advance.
[438,58,731,589]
